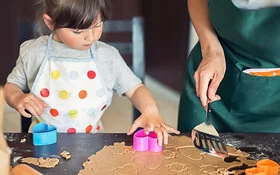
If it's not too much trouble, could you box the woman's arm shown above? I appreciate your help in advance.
[188,0,226,107]
[125,84,180,145]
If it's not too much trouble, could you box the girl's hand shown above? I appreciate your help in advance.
[127,113,180,146]
[194,51,226,108]
[11,93,47,118]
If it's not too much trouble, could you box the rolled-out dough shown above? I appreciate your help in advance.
[79,135,256,175]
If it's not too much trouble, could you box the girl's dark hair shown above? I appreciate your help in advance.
[34,0,111,37]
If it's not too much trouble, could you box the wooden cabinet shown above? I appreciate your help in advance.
[0,0,189,92]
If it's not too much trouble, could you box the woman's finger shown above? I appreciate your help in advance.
[208,73,223,101]
[199,76,211,107]
[194,72,199,97]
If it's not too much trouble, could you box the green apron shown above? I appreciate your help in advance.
[178,0,280,133]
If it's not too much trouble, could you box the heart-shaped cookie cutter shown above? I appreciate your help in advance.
[32,123,57,146]
[133,129,162,152]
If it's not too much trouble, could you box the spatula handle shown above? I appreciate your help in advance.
[205,103,212,125]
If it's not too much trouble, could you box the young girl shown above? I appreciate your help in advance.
[4,0,179,145]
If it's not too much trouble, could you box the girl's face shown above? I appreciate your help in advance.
[53,17,103,50]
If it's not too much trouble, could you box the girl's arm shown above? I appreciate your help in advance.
[125,84,180,146]
[188,0,226,107]
[4,82,47,118]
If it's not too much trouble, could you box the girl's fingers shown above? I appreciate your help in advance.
[128,117,180,146]
[127,123,139,135]
[144,126,153,135]
[24,104,38,117]
[23,101,40,117]
[17,95,46,117]
[154,128,163,146]
[162,123,180,135]
[29,96,46,115]
[18,106,31,118]
[161,126,169,145]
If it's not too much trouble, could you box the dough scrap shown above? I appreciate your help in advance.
[79,135,257,175]
[20,138,26,143]
[60,150,71,160]
[21,157,59,168]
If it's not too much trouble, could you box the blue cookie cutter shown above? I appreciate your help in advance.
[32,123,57,146]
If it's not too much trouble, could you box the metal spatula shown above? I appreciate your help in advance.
[191,102,228,158]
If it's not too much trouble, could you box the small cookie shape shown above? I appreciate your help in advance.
[60,150,71,160]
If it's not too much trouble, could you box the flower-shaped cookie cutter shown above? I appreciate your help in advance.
[32,123,57,146]
[133,129,162,152]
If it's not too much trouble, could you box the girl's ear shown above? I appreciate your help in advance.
[43,14,54,31]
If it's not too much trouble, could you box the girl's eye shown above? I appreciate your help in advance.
[73,30,82,34]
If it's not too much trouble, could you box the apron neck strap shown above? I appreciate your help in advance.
[45,33,95,59]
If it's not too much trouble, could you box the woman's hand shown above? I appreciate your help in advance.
[194,50,226,108]
[188,0,227,108]
[127,113,180,146]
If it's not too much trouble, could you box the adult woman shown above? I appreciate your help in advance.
[178,0,280,132]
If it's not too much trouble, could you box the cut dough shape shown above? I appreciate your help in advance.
[60,150,71,160]
[21,157,59,168]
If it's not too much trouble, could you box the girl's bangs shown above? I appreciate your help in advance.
[55,0,104,30]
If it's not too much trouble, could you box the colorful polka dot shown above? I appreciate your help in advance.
[59,90,69,99]
[68,110,78,118]
[87,108,96,117]
[40,88,49,98]
[101,104,107,111]
[67,128,76,134]
[86,125,93,133]
[87,70,96,79]
[79,90,87,99]
[69,71,79,80]
[96,125,100,131]
[50,108,59,117]
[51,70,61,80]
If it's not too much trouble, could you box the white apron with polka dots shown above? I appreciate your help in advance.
[31,35,111,133]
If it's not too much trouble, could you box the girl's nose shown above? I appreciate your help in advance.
[84,29,94,42]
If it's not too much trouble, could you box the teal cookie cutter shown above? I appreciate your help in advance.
[32,123,57,146]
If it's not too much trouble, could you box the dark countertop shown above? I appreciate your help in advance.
[5,133,280,174]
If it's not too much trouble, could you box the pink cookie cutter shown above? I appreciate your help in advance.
[133,129,162,152]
